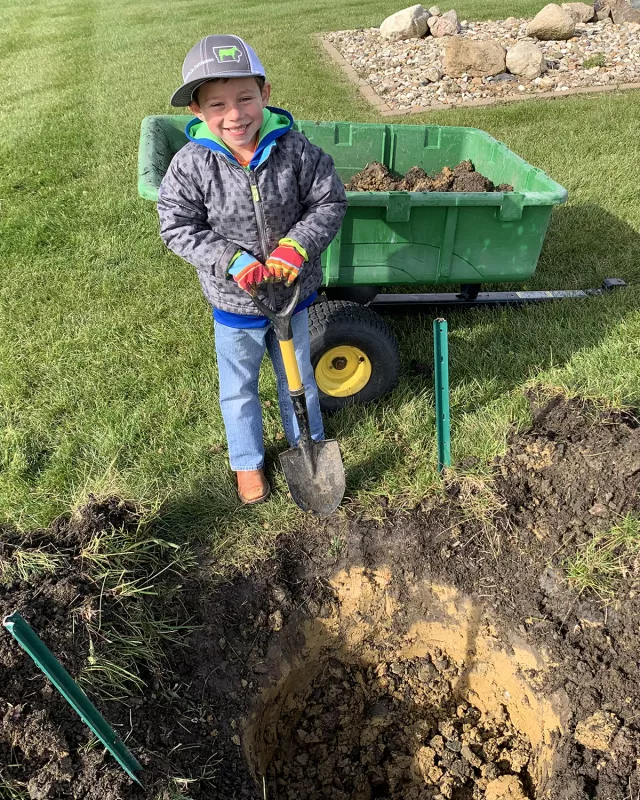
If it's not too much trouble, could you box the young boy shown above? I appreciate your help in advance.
[158,35,347,505]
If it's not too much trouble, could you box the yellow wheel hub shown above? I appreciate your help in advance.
[315,346,372,397]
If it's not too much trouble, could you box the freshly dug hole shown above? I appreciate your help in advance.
[246,572,565,800]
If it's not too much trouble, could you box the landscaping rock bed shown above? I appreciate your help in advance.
[345,160,514,191]
[325,16,640,111]
[2,395,640,798]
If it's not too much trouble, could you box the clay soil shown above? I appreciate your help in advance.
[2,395,640,799]
[344,161,514,193]
[267,654,533,800]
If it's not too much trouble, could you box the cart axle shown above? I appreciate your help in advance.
[368,278,626,312]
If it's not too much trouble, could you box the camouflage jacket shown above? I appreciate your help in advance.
[157,127,347,315]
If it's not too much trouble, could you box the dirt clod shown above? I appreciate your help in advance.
[574,711,621,751]
[485,775,528,800]
[345,160,513,192]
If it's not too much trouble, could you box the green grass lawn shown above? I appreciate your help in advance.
[1,0,640,569]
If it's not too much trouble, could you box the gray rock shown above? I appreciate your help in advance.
[418,663,439,681]
[506,40,546,78]
[539,566,564,596]
[562,1,596,20]
[380,4,431,40]
[526,3,577,39]
[444,37,506,75]
[424,65,444,81]
[446,739,462,752]
[575,601,605,628]
[461,744,483,767]
[607,0,640,21]
[593,1,610,14]
[489,71,519,81]
[429,8,460,35]
[428,4,442,13]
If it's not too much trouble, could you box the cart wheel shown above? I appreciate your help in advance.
[308,301,400,413]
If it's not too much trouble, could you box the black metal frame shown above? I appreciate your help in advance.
[366,278,626,313]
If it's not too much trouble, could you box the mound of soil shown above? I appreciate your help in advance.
[0,497,221,799]
[345,160,514,193]
[268,653,531,800]
[2,396,640,799]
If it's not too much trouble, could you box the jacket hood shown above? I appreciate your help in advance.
[185,107,293,170]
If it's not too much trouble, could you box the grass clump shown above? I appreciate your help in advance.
[0,774,28,800]
[0,546,65,586]
[565,514,640,600]
[76,525,198,699]
[582,54,606,68]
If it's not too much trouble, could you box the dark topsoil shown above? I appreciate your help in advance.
[2,395,640,799]
[344,161,514,193]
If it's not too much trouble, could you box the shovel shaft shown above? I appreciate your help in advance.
[290,389,313,450]
[279,338,303,392]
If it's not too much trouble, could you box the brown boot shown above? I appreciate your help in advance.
[236,469,271,505]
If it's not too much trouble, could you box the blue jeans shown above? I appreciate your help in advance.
[214,309,325,471]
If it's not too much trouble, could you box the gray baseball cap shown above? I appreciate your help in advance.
[171,35,266,107]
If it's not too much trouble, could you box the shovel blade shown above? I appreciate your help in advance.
[279,439,345,517]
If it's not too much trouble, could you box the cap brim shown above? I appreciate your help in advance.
[170,79,207,107]
[170,73,266,107]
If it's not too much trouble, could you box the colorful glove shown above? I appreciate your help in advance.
[228,251,268,295]
[265,242,306,286]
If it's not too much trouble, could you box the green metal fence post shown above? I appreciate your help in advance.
[433,318,451,473]
[3,612,142,784]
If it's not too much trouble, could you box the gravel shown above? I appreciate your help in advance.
[325,18,640,110]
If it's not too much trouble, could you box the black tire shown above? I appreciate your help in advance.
[308,301,400,413]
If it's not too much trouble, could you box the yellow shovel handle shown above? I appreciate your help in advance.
[279,339,303,392]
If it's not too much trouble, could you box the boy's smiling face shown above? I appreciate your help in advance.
[189,77,271,157]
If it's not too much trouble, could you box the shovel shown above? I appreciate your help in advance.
[252,283,345,517]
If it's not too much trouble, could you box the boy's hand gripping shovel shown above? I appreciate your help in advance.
[252,284,345,517]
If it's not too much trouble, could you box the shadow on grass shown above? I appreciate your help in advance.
[331,202,638,440]
[535,202,640,290]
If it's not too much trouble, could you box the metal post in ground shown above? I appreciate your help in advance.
[433,318,451,473]
[3,612,142,783]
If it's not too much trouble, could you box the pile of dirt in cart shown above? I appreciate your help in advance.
[344,160,514,192]
[2,395,640,799]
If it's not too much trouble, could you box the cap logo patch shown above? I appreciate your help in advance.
[214,45,242,63]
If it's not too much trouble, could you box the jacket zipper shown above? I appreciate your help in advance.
[223,159,276,304]
[247,170,270,264]
[224,158,271,262]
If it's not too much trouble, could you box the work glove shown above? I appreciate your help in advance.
[265,242,306,287]
[228,252,268,295]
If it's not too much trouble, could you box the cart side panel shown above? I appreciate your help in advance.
[138,115,191,201]
[322,204,554,286]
